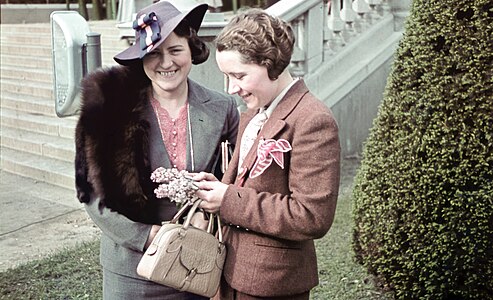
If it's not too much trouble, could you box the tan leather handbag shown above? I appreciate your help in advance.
[137,200,226,298]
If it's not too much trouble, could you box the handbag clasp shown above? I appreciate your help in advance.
[186,268,197,280]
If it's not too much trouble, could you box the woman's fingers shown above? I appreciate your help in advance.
[188,172,218,182]
[197,194,219,213]
[194,181,227,214]
[194,180,213,191]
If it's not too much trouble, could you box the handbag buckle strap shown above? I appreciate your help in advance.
[180,268,198,291]
[186,268,197,280]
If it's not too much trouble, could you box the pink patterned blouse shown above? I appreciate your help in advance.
[150,97,188,171]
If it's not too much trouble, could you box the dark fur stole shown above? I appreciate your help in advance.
[75,65,156,220]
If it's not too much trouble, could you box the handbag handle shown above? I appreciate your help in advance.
[206,213,223,243]
[168,201,195,224]
[168,200,224,243]
[182,200,203,229]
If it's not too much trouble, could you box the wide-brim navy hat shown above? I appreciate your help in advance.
[114,1,208,65]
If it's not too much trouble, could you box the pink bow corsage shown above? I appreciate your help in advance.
[250,139,292,178]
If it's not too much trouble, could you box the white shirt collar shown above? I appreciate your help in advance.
[260,78,299,118]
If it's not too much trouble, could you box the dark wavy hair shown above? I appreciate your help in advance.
[215,9,295,80]
[174,19,210,65]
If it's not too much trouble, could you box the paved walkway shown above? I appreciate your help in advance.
[0,170,100,271]
[0,157,360,272]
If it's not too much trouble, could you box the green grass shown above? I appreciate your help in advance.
[312,185,393,300]
[0,170,392,299]
[0,241,103,299]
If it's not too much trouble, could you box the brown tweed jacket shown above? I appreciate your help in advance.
[219,79,341,297]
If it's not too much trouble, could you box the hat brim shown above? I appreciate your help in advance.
[114,2,208,66]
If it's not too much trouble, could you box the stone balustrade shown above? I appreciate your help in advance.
[116,0,406,81]
[264,0,393,77]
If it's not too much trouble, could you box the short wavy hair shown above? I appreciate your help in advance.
[215,9,295,80]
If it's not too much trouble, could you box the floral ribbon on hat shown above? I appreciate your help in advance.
[250,139,292,178]
[133,12,161,54]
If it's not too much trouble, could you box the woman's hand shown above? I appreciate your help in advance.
[144,224,161,250]
[191,172,228,214]
[187,171,218,182]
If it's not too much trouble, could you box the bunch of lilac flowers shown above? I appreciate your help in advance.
[150,167,199,206]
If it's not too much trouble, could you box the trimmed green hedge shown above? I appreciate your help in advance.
[352,0,493,299]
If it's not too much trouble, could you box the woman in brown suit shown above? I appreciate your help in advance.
[193,8,341,300]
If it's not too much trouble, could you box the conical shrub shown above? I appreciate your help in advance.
[352,0,492,299]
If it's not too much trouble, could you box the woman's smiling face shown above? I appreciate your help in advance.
[143,32,192,95]
[216,50,278,110]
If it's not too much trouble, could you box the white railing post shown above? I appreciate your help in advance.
[352,0,370,32]
[323,0,331,58]
[304,3,325,75]
[290,15,306,77]
[341,0,357,42]
[327,0,344,32]
[365,0,382,21]
[325,0,345,57]
[380,0,391,15]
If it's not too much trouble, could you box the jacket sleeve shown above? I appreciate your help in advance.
[84,193,151,252]
[220,108,341,242]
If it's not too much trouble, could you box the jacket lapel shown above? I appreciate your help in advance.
[236,80,309,183]
[145,100,172,171]
[186,79,221,172]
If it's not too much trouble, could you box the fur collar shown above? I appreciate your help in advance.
[75,65,156,220]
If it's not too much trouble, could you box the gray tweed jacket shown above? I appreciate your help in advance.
[76,66,239,279]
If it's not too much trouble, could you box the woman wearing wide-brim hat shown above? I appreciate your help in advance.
[75,1,239,299]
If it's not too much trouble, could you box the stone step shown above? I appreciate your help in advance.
[0,20,119,35]
[1,53,52,69]
[0,21,121,34]
[102,53,121,66]
[0,22,50,34]
[0,23,51,34]
[0,43,124,69]
[0,39,125,53]
[1,22,128,47]
[1,91,54,116]
[0,33,127,51]
[0,43,52,57]
[0,146,74,190]
[1,107,77,139]
[1,127,75,163]
[0,47,120,73]
[0,21,127,69]
[0,44,122,67]
[1,65,53,84]
[0,34,52,46]
[1,78,53,99]
[88,20,121,35]
[101,40,126,48]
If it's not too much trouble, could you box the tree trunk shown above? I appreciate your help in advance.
[91,0,105,20]
[78,0,89,19]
